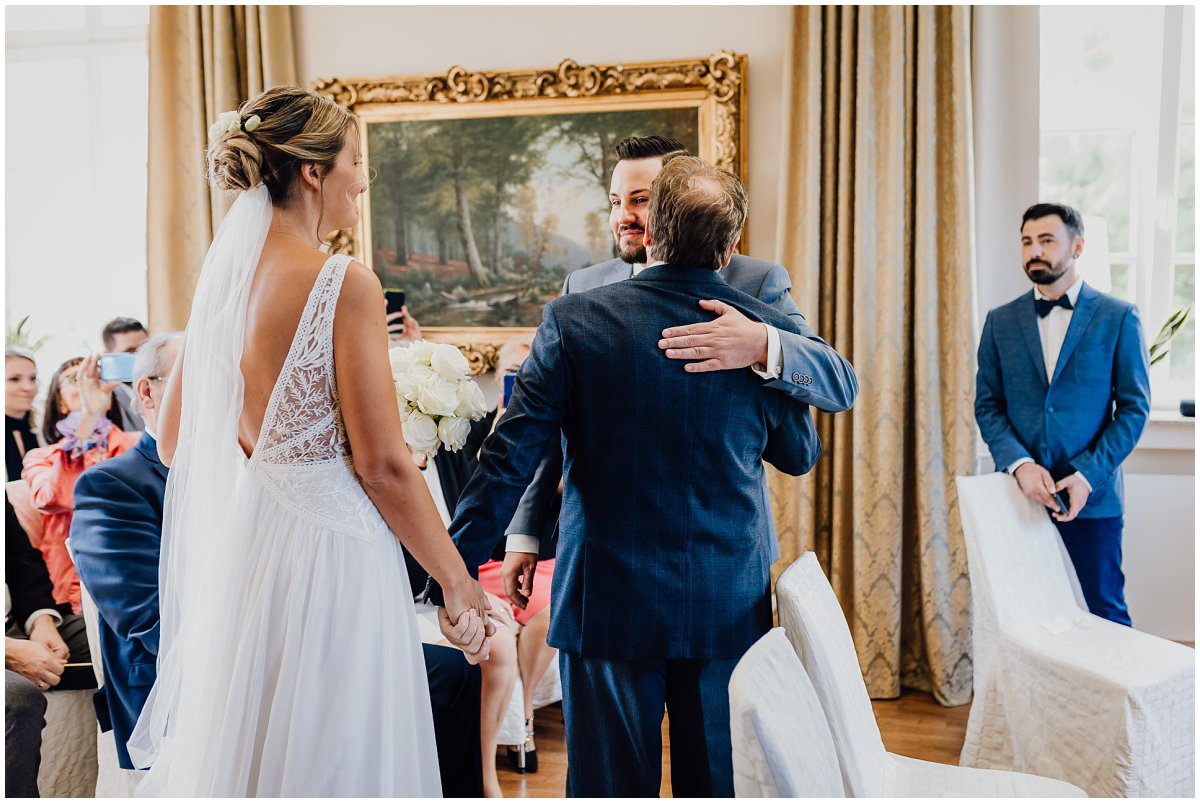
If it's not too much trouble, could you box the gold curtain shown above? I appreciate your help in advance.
[146,5,296,332]
[770,5,977,705]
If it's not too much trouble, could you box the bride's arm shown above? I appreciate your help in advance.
[156,341,185,467]
[333,262,491,628]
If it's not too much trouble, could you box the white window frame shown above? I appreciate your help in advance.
[1038,5,1194,411]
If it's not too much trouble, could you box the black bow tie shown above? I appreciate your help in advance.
[1035,295,1073,318]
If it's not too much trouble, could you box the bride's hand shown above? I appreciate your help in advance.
[437,608,492,665]
[443,575,493,636]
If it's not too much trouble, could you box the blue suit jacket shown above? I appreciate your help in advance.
[504,254,859,556]
[975,282,1150,518]
[445,265,822,660]
[70,433,166,769]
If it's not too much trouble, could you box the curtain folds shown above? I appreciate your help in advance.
[771,5,977,705]
[147,5,296,332]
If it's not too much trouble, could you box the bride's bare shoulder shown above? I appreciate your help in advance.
[336,259,382,311]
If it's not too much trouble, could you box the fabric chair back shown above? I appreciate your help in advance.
[955,474,1085,635]
[776,553,888,796]
[728,628,844,798]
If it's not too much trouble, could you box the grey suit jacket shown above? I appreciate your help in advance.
[503,253,858,558]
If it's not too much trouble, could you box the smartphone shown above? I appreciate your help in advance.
[503,373,517,407]
[99,353,136,384]
[384,288,406,319]
[1051,489,1069,515]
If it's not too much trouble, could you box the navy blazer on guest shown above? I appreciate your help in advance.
[70,433,166,769]
[442,265,822,661]
[975,282,1151,518]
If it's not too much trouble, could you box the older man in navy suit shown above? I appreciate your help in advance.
[976,203,1151,626]
[71,338,487,793]
[434,156,824,796]
[500,135,858,607]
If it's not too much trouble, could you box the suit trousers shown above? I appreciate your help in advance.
[560,650,738,797]
[5,669,47,797]
[422,644,483,797]
[1055,516,1131,626]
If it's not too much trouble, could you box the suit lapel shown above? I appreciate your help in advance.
[135,433,169,482]
[612,260,633,283]
[1050,282,1099,387]
[1018,292,1049,390]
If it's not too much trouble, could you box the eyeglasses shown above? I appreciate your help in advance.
[147,376,167,382]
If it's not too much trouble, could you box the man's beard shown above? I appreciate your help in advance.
[1024,258,1068,285]
[616,228,647,263]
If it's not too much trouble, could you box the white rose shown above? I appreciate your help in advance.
[417,377,461,417]
[402,411,439,454]
[406,340,437,366]
[437,415,473,452]
[455,379,488,419]
[430,342,470,379]
[389,345,415,374]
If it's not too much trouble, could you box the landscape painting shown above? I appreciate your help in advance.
[316,52,746,369]
[365,109,699,327]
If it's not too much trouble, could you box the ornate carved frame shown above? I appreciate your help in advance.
[314,51,747,374]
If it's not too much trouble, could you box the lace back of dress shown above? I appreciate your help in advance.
[257,255,352,466]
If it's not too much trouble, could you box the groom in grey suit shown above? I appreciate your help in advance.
[500,136,858,604]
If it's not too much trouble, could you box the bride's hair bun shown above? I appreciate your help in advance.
[208,130,263,192]
[204,86,356,202]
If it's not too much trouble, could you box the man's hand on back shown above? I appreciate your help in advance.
[659,300,768,373]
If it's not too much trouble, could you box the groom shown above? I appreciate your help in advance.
[432,156,822,796]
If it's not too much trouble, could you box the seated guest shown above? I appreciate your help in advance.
[72,335,484,795]
[100,317,150,433]
[22,356,138,612]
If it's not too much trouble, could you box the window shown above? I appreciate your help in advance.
[1039,6,1195,410]
[5,6,149,376]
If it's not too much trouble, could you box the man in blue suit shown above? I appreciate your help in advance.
[435,156,824,796]
[975,203,1151,626]
[70,338,488,792]
[500,135,858,606]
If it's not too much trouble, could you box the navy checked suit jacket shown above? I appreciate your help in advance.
[70,433,166,769]
[975,282,1151,518]
[446,265,822,660]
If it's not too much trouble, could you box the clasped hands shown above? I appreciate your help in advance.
[1014,462,1090,522]
[437,577,496,665]
[5,614,71,690]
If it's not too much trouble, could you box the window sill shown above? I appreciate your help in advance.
[1137,411,1194,452]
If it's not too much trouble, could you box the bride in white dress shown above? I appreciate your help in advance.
[127,86,492,796]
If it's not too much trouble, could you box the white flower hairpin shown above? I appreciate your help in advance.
[209,110,262,141]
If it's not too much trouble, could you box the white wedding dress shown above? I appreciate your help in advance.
[129,187,440,796]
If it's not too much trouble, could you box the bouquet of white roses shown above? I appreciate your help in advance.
[389,340,488,459]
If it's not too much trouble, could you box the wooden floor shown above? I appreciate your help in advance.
[497,691,969,797]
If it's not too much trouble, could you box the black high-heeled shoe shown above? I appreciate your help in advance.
[505,716,538,774]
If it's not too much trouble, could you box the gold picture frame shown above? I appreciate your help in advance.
[314,51,747,374]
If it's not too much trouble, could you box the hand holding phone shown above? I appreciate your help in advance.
[384,288,406,319]
[1051,489,1069,516]
[99,353,137,384]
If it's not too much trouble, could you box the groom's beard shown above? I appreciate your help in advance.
[617,227,647,263]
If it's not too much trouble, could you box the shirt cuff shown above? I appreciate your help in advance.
[505,533,540,554]
[1073,470,1093,492]
[750,324,783,380]
[24,608,62,635]
[1007,457,1034,474]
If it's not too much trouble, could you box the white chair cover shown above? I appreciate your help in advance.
[777,552,1085,797]
[37,689,97,797]
[728,628,845,797]
[957,473,1195,797]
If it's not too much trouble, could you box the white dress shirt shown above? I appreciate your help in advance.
[419,456,453,528]
[1007,278,1092,491]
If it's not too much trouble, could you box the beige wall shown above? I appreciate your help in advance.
[293,4,791,260]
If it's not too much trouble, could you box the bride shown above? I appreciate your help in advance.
[127,86,493,796]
